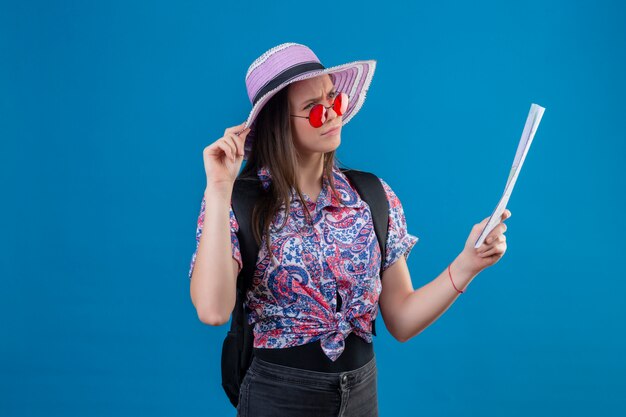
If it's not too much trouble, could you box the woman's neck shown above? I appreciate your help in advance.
[297,153,325,189]
[296,152,326,203]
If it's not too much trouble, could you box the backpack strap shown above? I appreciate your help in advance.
[340,168,389,336]
[232,177,264,297]
[226,177,264,405]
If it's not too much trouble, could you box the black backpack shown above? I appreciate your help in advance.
[221,168,390,408]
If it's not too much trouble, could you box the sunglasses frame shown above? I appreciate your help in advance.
[290,91,348,128]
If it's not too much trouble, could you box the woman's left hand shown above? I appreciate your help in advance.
[457,209,511,276]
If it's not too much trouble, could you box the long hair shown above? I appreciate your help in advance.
[239,79,351,264]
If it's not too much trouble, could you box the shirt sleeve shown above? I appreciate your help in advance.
[188,195,243,280]
[378,178,419,272]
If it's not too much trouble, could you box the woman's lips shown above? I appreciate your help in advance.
[322,126,341,136]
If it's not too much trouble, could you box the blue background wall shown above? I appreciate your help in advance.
[2,1,625,416]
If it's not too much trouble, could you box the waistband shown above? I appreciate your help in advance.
[253,332,374,373]
[248,354,377,391]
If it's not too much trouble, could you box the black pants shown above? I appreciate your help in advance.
[236,355,378,417]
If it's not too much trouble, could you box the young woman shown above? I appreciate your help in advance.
[189,43,510,417]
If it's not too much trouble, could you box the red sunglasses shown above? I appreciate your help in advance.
[290,91,349,128]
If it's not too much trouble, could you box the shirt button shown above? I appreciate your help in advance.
[341,375,348,384]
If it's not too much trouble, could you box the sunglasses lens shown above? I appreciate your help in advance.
[333,92,348,116]
[309,104,326,128]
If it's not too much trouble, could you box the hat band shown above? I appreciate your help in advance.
[252,61,325,106]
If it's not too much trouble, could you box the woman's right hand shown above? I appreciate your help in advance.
[203,121,251,192]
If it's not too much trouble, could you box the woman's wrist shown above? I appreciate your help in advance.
[205,182,233,203]
[450,252,481,291]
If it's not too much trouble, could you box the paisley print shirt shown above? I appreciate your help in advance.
[189,163,419,361]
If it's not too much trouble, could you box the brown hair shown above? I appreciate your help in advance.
[238,80,352,264]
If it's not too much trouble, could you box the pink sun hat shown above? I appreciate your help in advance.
[241,42,377,160]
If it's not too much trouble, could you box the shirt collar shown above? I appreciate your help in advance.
[256,164,363,209]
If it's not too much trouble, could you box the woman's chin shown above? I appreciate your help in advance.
[324,133,341,145]
[321,132,341,143]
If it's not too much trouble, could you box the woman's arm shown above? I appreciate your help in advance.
[379,254,477,342]
[190,186,239,326]
[379,211,510,342]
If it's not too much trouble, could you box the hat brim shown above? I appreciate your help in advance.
[243,59,376,160]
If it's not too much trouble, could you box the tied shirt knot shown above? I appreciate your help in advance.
[319,310,371,362]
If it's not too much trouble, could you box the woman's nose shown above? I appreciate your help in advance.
[325,104,338,120]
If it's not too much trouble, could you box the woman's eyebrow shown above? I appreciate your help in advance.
[301,87,336,105]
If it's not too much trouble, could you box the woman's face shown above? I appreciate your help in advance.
[288,74,342,158]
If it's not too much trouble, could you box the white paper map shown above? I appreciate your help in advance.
[474,103,545,249]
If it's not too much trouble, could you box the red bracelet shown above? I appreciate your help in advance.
[448,263,464,294]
